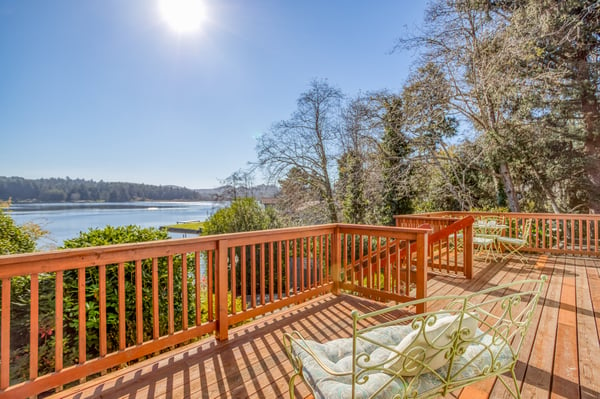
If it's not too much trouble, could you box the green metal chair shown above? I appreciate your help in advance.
[473,235,496,262]
[283,277,547,399]
[496,219,533,264]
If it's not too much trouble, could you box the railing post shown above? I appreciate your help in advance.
[216,239,229,340]
[464,223,473,279]
[331,226,341,295]
[415,231,428,314]
[1,278,10,390]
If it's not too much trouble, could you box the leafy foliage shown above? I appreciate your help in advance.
[0,210,44,254]
[202,197,281,235]
[7,225,212,384]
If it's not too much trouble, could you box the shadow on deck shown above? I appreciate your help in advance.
[49,254,600,399]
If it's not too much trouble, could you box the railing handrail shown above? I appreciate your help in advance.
[416,210,600,220]
[393,214,459,222]
[427,216,474,242]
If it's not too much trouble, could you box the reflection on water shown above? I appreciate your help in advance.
[8,201,225,250]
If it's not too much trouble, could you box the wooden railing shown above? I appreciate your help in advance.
[425,216,474,277]
[394,215,474,277]
[393,214,458,233]
[414,211,600,257]
[337,224,431,313]
[0,223,431,398]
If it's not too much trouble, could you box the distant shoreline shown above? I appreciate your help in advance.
[1,176,279,203]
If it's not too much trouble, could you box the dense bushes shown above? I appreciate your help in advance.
[7,225,211,384]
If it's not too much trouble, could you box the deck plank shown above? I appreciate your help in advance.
[520,256,564,398]
[551,257,580,399]
[578,258,600,399]
[46,254,600,399]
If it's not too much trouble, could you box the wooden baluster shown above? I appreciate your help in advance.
[251,245,257,308]
[167,256,174,335]
[30,274,39,380]
[595,219,599,255]
[99,265,107,355]
[269,241,274,302]
[415,232,428,313]
[241,246,247,311]
[376,236,382,290]
[359,235,364,288]
[181,255,189,329]
[56,271,64,371]
[136,259,144,342]
[405,240,411,296]
[277,241,283,300]
[1,278,10,389]
[208,251,214,322]
[365,235,370,287]
[536,217,541,250]
[216,240,229,340]
[572,217,577,251]
[285,240,291,297]
[79,267,87,368]
[300,239,305,291]
[464,223,473,279]
[586,220,591,254]
[325,234,330,283]
[389,238,396,294]
[152,258,160,337]
[292,239,297,295]
[195,251,202,326]
[331,228,340,295]
[578,219,583,252]
[342,234,347,282]
[118,262,126,349]
[230,247,236,315]
[306,237,311,289]
[542,218,547,251]
[312,236,318,287]
[260,243,266,305]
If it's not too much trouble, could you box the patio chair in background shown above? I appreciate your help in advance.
[497,219,533,264]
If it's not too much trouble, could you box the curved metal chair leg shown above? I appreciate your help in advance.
[497,369,522,399]
[288,372,298,399]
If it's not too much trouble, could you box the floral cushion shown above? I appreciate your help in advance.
[291,324,513,399]
[385,313,478,376]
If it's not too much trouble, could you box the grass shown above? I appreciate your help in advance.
[163,221,204,232]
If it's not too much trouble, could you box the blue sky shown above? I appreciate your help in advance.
[1,0,427,189]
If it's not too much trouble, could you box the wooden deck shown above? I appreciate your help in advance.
[48,254,600,399]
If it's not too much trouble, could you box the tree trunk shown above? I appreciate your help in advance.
[530,167,562,214]
[499,162,520,212]
[583,136,600,214]
[576,50,600,213]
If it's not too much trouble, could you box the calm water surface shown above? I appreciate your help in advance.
[8,201,225,249]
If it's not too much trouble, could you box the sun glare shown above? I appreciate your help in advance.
[158,0,206,34]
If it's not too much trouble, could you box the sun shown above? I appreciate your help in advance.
[158,0,207,34]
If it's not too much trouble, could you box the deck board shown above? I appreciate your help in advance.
[48,254,600,399]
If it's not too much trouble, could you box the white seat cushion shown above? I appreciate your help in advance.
[291,320,512,399]
[385,313,478,376]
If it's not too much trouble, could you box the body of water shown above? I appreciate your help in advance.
[7,201,224,249]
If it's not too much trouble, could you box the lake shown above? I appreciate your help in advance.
[7,201,225,250]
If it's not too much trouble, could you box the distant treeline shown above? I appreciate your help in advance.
[0,176,280,203]
[0,176,207,202]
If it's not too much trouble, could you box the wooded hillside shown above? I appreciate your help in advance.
[0,176,278,202]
